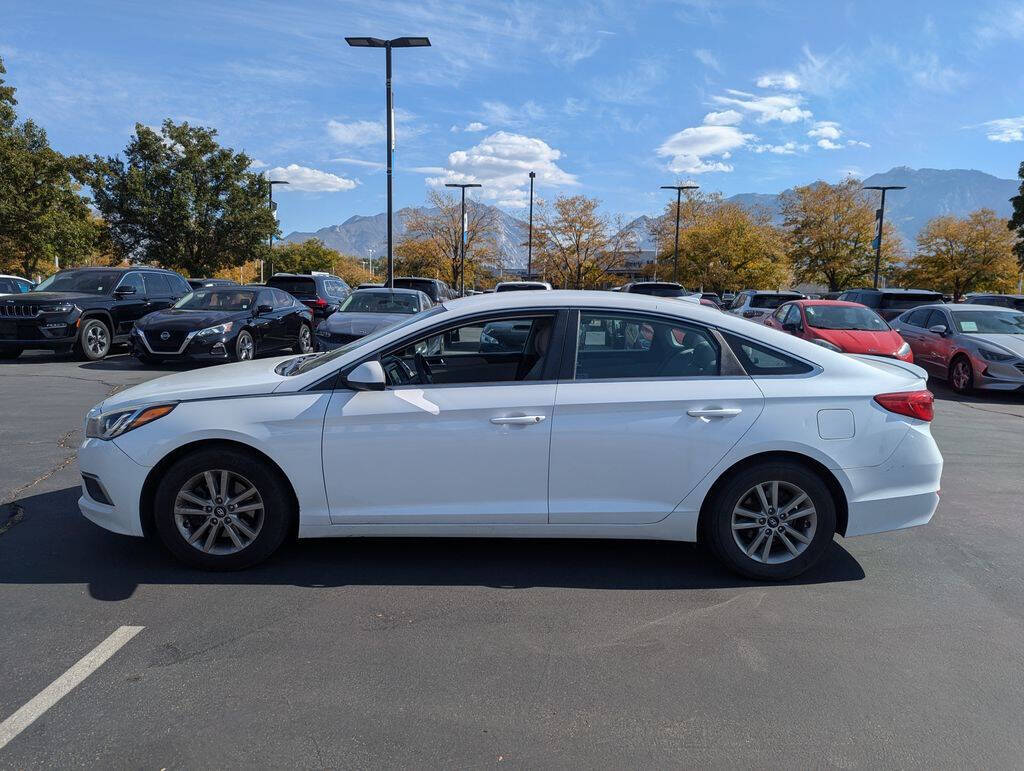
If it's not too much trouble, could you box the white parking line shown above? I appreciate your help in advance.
[0,625,144,751]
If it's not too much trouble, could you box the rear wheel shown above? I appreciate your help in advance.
[0,347,22,360]
[704,461,836,580]
[949,355,973,394]
[153,447,292,570]
[77,318,111,360]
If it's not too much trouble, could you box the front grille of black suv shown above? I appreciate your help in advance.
[0,304,40,318]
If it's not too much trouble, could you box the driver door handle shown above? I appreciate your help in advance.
[490,415,546,425]
[687,407,742,418]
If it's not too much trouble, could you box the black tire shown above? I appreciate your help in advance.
[293,322,315,354]
[77,317,112,361]
[703,461,837,581]
[0,347,23,360]
[949,355,973,395]
[232,329,256,361]
[153,447,293,570]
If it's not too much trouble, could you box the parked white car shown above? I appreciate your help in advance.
[78,291,942,579]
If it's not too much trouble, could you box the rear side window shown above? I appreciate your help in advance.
[269,277,316,297]
[722,332,813,376]
[166,273,191,295]
[323,279,349,298]
[750,294,800,309]
[143,273,172,296]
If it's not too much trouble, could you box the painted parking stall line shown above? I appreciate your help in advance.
[0,625,144,751]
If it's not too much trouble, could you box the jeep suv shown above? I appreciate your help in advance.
[267,272,351,325]
[0,266,190,360]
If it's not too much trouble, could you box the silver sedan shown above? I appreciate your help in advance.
[890,304,1024,394]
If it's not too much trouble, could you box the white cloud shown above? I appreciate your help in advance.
[693,49,721,72]
[563,97,587,116]
[702,109,743,126]
[807,120,842,141]
[755,72,800,90]
[975,2,1024,45]
[847,139,871,148]
[711,89,812,123]
[330,157,385,169]
[752,142,804,155]
[656,125,753,174]
[816,139,843,150]
[793,45,853,96]
[266,164,357,192]
[909,53,967,92]
[326,119,385,147]
[450,121,489,133]
[980,116,1024,142]
[427,131,578,208]
[480,100,545,127]
[593,59,665,104]
[248,158,268,169]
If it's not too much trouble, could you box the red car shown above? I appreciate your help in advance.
[763,299,913,362]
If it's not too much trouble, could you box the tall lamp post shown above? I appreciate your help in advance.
[266,179,289,282]
[863,185,905,289]
[445,182,482,295]
[660,184,699,285]
[346,36,431,288]
[527,171,536,278]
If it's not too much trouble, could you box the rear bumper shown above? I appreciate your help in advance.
[842,423,943,537]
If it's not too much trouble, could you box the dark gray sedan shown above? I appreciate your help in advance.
[315,287,433,350]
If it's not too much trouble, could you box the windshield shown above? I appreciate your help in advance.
[805,304,889,331]
[339,292,420,314]
[174,289,257,311]
[393,279,440,298]
[751,294,801,309]
[952,310,1024,335]
[630,284,687,297]
[34,271,121,295]
[288,305,447,376]
[496,283,547,292]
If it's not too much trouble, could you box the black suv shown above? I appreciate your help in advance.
[836,288,943,321]
[392,276,458,302]
[266,272,351,325]
[0,266,190,360]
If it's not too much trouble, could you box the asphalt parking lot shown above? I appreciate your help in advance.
[1,350,1023,768]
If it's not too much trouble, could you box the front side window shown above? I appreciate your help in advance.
[271,288,294,309]
[574,312,719,380]
[379,315,555,386]
[116,273,144,295]
[925,310,949,330]
[782,305,802,326]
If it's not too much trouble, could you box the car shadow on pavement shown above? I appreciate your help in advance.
[930,381,1024,406]
[1,487,865,601]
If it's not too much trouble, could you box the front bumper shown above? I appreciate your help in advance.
[0,318,78,349]
[78,437,150,537]
[972,358,1024,391]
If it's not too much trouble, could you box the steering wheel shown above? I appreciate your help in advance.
[382,356,416,385]
[414,353,434,384]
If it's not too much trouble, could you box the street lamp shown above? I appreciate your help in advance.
[527,171,536,278]
[265,179,289,282]
[346,36,431,288]
[445,182,482,295]
[660,184,699,285]
[862,185,905,289]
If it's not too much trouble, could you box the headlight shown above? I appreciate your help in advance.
[85,403,176,440]
[896,342,911,357]
[197,322,233,337]
[978,347,1015,362]
[42,303,75,314]
[811,338,842,352]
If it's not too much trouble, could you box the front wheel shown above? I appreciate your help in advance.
[294,322,314,353]
[949,355,973,394]
[77,318,111,360]
[704,462,836,580]
[232,329,256,361]
[153,447,293,570]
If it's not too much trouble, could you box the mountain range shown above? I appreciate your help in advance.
[281,167,1020,271]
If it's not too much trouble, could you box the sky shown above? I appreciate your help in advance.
[1,0,1023,235]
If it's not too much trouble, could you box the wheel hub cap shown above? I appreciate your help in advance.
[173,470,265,556]
[731,480,817,565]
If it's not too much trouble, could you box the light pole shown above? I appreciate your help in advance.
[527,171,536,278]
[863,185,905,289]
[445,182,482,295]
[660,184,699,285]
[266,179,289,282]
[346,36,431,288]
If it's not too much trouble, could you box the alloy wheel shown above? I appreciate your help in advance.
[173,469,265,555]
[237,333,254,360]
[731,480,817,565]
[85,323,109,356]
[952,359,971,391]
[299,325,313,352]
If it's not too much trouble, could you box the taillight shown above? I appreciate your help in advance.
[314,298,328,308]
[874,390,934,422]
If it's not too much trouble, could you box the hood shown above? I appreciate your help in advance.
[323,311,408,336]
[97,356,292,413]
[7,291,102,305]
[963,333,1024,357]
[137,308,249,331]
[811,327,905,355]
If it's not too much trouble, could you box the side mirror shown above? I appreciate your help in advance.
[346,360,386,391]
[928,324,948,336]
[114,285,136,297]
[257,304,273,316]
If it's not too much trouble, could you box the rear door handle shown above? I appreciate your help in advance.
[687,407,742,418]
[490,415,546,425]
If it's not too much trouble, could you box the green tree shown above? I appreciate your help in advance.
[272,239,372,286]
[1009,161,1024,270]
[0,56,100,278]
[73,119,276,277]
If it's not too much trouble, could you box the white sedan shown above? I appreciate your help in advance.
[78,291,942,580]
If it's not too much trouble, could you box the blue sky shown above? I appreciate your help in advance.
[2,0,1023,234]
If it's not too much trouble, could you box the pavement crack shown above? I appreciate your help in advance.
[1,430,79,507]
[951,400,1024,421]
